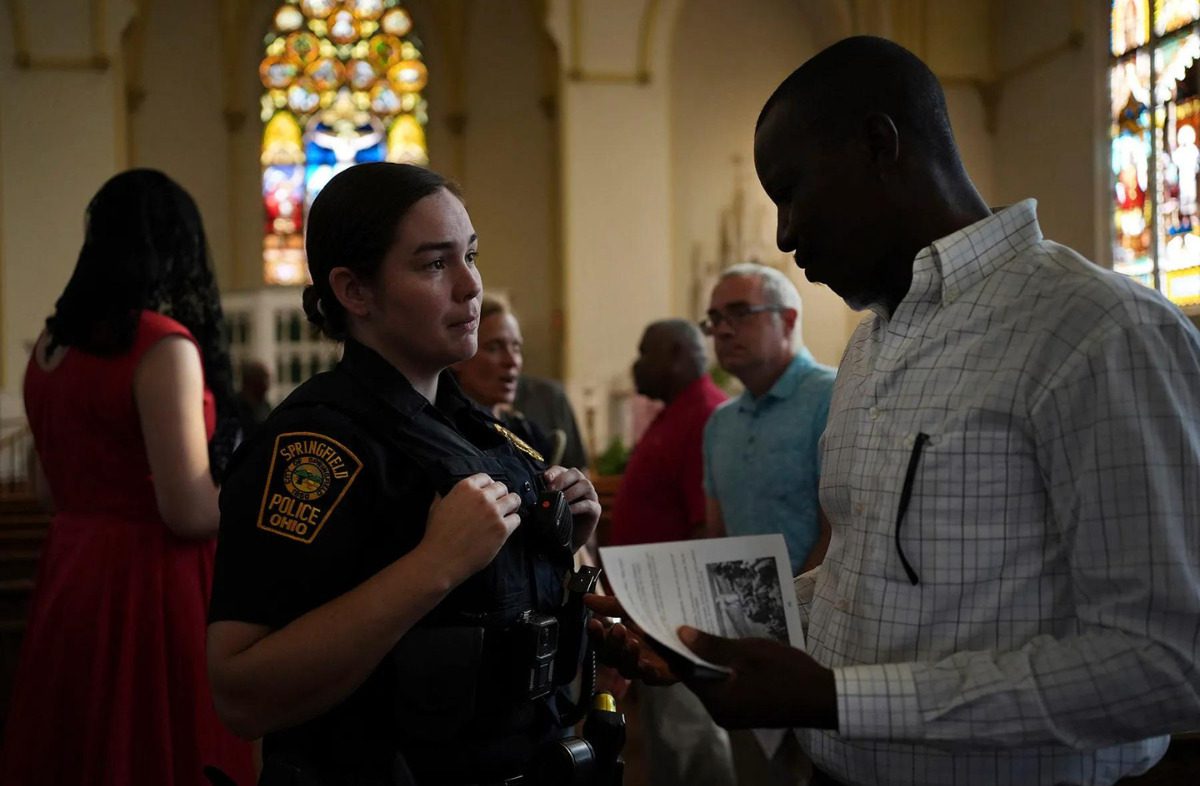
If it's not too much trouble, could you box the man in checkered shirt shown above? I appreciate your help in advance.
[588,35,1200,786]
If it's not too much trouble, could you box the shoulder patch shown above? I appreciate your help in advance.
[491,421,545,463]
[256,431,364,544]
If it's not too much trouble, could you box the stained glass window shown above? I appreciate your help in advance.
[1111,1,1200,309]
[260,0,429,285]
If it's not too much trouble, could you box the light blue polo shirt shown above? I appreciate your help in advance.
[703,349,836,574]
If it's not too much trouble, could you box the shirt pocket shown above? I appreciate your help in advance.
[878,423,1043,588]
[432,455,512,490]
[428,454,530,613]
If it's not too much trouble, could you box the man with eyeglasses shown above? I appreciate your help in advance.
[700,261,836,785]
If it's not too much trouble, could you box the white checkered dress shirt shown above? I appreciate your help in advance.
[798,200,1200,786]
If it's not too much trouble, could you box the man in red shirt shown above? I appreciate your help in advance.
[608,319,732,785]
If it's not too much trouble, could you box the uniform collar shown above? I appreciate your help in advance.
[665,374,718,411]
[338,337,473,421]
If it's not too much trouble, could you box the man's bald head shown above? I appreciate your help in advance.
[757,36,958,166]
[753,36,988,314]
[633,319,708,402]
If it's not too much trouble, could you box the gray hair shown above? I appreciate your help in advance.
[718,262,803,345]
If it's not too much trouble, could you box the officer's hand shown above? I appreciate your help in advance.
[543,466,600,549]
[584,594,681,686]
[421,473,521,582]
[677,626,838,730]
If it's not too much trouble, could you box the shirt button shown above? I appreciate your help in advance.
[853,502,865,515]
[868,406,881,420]
[522,481,533,494]
[834,597,850,611]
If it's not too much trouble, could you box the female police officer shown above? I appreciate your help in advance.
[207,163,600,785]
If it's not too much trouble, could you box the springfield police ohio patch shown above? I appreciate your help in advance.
[256,432,363,544]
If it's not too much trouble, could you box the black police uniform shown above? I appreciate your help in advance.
[210,338,580,785]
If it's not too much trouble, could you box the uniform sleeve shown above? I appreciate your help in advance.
[834,319,1200,748]
[209,409,381,629]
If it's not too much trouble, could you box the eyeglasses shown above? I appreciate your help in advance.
[698,304,786,335]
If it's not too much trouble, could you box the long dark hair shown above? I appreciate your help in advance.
[302,162,459,340]
[45,169,238,481]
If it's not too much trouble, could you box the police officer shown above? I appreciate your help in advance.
[207,163,600,785]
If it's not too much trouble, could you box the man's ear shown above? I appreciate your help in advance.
[863,112,901,173]
[781,307,799,335]
[328,266,372,320]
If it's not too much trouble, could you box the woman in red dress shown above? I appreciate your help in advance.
[1,170,255,785]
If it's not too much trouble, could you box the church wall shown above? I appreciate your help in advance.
[0,0,1124,439]
[27,0,562,376]
[0,0,134,398]
[132,0,235,290]
[990,0,1108,264]
[667,0,856,370]
[457,2,560,379]
[547,0,683,453]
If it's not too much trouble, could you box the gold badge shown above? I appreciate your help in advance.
[491,422,545,463]
[256,432,363,544]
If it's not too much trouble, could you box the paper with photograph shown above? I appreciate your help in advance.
[598,534,805,677]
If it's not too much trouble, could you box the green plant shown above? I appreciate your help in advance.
[593,435,631,476]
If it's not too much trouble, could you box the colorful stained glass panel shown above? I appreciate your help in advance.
[1155,0,1200,35]
[1114,0,1152,55]
[260,0,428,286]
[1112,53,1154,279]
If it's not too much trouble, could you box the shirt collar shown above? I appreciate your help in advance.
[736,349,816,412]
[663,374,717,414]
[903,199,1043,312]
[338,337,471,420]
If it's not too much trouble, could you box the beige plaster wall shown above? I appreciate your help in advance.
[132,0,234,289]
[668,0,855,370]
[547,0,684,448]
[0,0,563,397]
[458,1,560,378]
[0,0,134,397]
[991,0,1108,264]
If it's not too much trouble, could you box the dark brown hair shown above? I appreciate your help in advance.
[302,163,460,340]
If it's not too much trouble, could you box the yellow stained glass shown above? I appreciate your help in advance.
[285,32,320,64]
[306,58,344,91]
[262,112,304,165]
[329,10,359,44]
[381,8,412,37]
[388,60,427,93]
[260,57,298,90]
[301,0,336,20]
[387,114,428,165]
[368,34,404,67]
[347,59,377,90]
[275,5,304,32]
[1164,266,1200,304]
[1155,0,1200,35]
[1112,53,1153,276]
[351,0,384,21]
[1113,0,1151,56]
[370,83,401,115]
[261,1,427,286]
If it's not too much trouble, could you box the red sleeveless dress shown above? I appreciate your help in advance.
[2,311,255,786]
